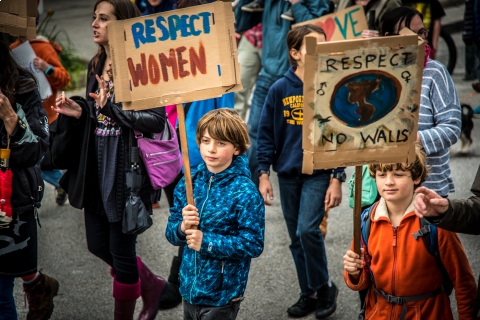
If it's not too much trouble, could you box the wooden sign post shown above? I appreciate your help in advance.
[302,30,425,255]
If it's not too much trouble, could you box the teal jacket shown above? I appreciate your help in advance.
[165,154,265,306]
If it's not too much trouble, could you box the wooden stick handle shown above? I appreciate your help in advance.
[176,103,195,209]
[353,165,362,255]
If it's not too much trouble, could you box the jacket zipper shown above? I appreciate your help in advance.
[189,175,215,302]
[152,155,181,166]
[391,226,398,320]
[146,146,179,157]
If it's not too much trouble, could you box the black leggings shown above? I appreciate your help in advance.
[84,210,138,284]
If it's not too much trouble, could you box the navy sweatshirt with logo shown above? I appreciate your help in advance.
[257,67,344,177]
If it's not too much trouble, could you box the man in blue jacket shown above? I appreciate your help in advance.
[234,0,330,185]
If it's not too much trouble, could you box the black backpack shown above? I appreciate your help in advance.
[359,203,453,320]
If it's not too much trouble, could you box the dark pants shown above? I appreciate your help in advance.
[183,300,241,320]
[84,210,138,284]
[0,276,17,320]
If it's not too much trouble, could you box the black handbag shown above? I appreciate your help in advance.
[122,132,153,235]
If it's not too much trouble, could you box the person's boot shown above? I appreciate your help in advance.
[137,256,168,320]
[23,271,59,320]
[113,278,141,320]
[281,8,294,21]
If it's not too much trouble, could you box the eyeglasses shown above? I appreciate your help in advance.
[417,28,429,39]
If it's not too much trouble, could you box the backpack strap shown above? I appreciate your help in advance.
[412,218,454,296]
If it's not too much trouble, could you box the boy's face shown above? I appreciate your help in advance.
[291,32,326,69]
[375,168,421,204]
[199,129,239,174]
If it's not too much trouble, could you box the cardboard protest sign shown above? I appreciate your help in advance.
[0,0,37,39]
[293,5,367,41]
[10,41,52,100]
[108,1,241,110]
[302,29,425,173]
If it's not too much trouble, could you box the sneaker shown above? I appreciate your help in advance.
[23,272,59,320]
[287,295,316,317]
[281,8,295,21]
[55,187,67,206]
[472,82,480,93]
[241,0,264,12]
[315,282,338,319]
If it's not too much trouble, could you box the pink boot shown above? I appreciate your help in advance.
[137,256,168,320]
[113,278,141,320]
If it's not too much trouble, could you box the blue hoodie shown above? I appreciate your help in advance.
[257,67,344,177]
[235,0,329,81]
[165,154,265,306]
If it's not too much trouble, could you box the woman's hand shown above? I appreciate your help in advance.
[343,249,364,278]
[88,74,107,109]
[0,89,18,135]
[181,204,199,232]
[52,94,83,119]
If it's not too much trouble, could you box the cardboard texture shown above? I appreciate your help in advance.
[302,29,425,173]
[293,5,367,41]
[108,1,242,110]
[0,0,37,39]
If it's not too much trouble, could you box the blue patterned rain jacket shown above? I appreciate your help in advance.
[166,154,265,306]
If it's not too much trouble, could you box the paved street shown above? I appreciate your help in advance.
[11,1,480,319]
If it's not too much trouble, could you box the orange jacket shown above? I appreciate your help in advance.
[11,38,70,123]
[344,199,477,320]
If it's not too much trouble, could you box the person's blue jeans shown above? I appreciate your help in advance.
[246,73,279,186]
[278,173,330,296]
[0,276,17,320]
[41,169,64,188]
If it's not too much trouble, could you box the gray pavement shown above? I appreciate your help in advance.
[12,1,480,319]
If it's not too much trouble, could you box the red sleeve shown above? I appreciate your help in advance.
[437,229,477,319]
[43,45,71,90]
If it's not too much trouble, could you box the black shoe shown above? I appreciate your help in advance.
[287,295,316,318]
[158,282,182,309]
[241,0,264,12]
[315,282,338,319]
[281,8,294,21]
[55,187,67,206]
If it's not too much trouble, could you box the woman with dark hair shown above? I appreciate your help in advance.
[0,40,55,319]
[381,6,461,201]
[134,0,177,15]
[51,1,178,319]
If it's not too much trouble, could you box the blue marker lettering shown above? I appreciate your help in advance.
[168,15,181,41]
[132,22,146,49]
[144,19,156,44]
[156,16,169,41]
[189,14,200,36]
[198,12,211,34]
[334,14,348,40]
[348,8,362,37]
[180,15,191,37]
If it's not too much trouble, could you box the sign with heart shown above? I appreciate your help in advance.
[293,5,367,41]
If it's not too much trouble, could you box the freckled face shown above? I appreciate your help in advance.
[92,2,116,46]
[375,169,420,204]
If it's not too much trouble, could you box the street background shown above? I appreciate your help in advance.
[12,1,480,319]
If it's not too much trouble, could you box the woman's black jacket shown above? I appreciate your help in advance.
[49,53,166,220]
[0,75,49,212]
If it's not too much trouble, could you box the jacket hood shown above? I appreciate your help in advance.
[195,153,251,182]
[284,67,303,89]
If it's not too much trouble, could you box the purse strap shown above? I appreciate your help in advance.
[129,130,141,171]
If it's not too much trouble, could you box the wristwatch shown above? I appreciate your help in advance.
[258,170,270,177]
[332,171,346,183]
[44,65,54,76]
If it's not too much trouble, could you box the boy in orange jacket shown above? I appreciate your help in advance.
[343,145,477,320]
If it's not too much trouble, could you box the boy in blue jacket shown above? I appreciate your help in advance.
[166,109,265,320]
[257,25,344,319]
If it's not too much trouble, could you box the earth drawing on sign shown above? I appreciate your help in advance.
[329,70,401,128]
